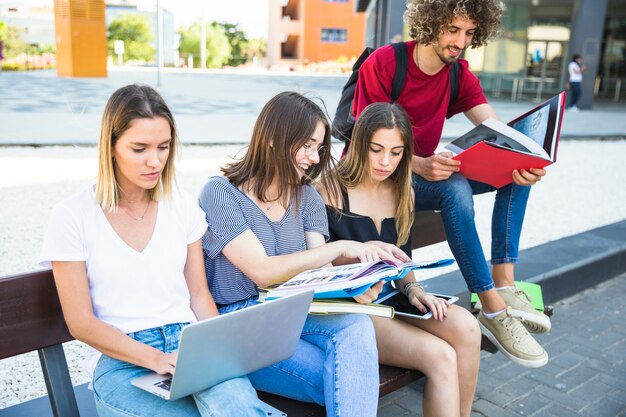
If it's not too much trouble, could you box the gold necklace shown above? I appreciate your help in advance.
[122,200,151,221]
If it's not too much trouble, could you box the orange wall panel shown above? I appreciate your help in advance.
[303,0,365,63]
[54,0,107,77]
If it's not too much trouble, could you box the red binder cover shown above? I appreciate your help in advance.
[448,91,566,188]
[453,142,552,188]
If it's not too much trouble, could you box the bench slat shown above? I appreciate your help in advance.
[411,211,446,249]
[0,271,72,360]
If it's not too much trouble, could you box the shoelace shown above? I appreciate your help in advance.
[499,308,528,343]
[513,285,533,303]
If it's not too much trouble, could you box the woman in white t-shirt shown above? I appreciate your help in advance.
[567,54,585,110]
[39,85,266,417]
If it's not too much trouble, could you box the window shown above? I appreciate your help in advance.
[321,28,348,43]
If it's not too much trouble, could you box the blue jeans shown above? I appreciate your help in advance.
[92,323,266,417]
[413,173,531,293]
[220,298,379,417]
[568,81,582,108]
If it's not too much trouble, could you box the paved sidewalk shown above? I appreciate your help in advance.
[1,68,625,145]
[378,272,626,417]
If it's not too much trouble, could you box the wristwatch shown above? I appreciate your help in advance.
[403,281,424,296]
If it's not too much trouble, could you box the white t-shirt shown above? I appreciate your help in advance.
[568,61,582,82]
[39,186,207,334]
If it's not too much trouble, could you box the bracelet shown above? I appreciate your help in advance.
[403,281,424,296]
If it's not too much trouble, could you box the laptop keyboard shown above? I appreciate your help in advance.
[154,377,172,391]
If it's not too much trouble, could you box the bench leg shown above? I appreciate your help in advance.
[38,345,81,417]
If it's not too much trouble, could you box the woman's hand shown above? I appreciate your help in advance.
[151,351,178,375]
[353,281,385,304]
[406,287,450,320]
[365,240,411,263]
[340,241,399,263]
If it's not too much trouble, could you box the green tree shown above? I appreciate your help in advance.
[0,21,6,41]
[1,24,28,58]
[107,13,154,63]
[243,37,267,63]
[215,22,248,66]
[178,22,231,68]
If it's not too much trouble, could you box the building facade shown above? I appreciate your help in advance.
[356,0,626,107]
[267,0,366,68]
[0,3,56,48]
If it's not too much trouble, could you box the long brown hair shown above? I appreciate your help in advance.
[222,91,334,209]
[96,84,178,210]
[334,102,414,246]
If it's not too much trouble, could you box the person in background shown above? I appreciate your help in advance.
[320,102,481,417]
[567,53,585,111]
[39,84,266,417]
[352,0,551,368]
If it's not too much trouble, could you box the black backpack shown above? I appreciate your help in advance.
[331,42,460,142]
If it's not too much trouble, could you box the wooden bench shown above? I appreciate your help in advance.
[0,211,545,417]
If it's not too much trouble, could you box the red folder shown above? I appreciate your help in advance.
[453,142,552,188]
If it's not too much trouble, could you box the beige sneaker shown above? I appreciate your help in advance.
[478,307,548,368]
[498,287,551,334]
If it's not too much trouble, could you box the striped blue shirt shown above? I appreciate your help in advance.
[199,176,329,305]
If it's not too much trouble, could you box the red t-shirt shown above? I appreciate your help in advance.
[353,40,487,157]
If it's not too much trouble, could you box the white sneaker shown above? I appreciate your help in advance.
[479,307,548,368]
[498,287,551,333]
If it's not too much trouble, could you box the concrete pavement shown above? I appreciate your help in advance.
[1,68,625,145]
[379,272,626,417]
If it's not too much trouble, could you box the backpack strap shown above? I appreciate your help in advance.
[390,42,408,102]
[449,61,459,104]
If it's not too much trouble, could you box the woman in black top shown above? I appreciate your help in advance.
[319,103,481,417]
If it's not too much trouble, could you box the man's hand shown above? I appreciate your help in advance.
[412,152,460,181]
[512,167,546,186]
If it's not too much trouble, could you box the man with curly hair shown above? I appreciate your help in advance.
[353,0,551,369]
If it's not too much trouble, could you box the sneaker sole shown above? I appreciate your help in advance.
[510,308,552,334]
[478,320,549,368]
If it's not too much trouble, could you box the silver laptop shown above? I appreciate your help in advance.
[131,290,314,403]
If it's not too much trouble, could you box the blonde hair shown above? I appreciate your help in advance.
[96,84,178,210]
[334,103,415,246]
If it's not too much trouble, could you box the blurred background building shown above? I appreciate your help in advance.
[1,0,624,107]
[0,2,55,46]
[356,0,626,108]
[267,0,366,69]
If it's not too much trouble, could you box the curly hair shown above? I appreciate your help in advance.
[404,0,504,48]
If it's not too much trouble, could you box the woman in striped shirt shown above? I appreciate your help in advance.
[199,91,407,417]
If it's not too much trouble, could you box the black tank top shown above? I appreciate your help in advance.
[325,190,411,257]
